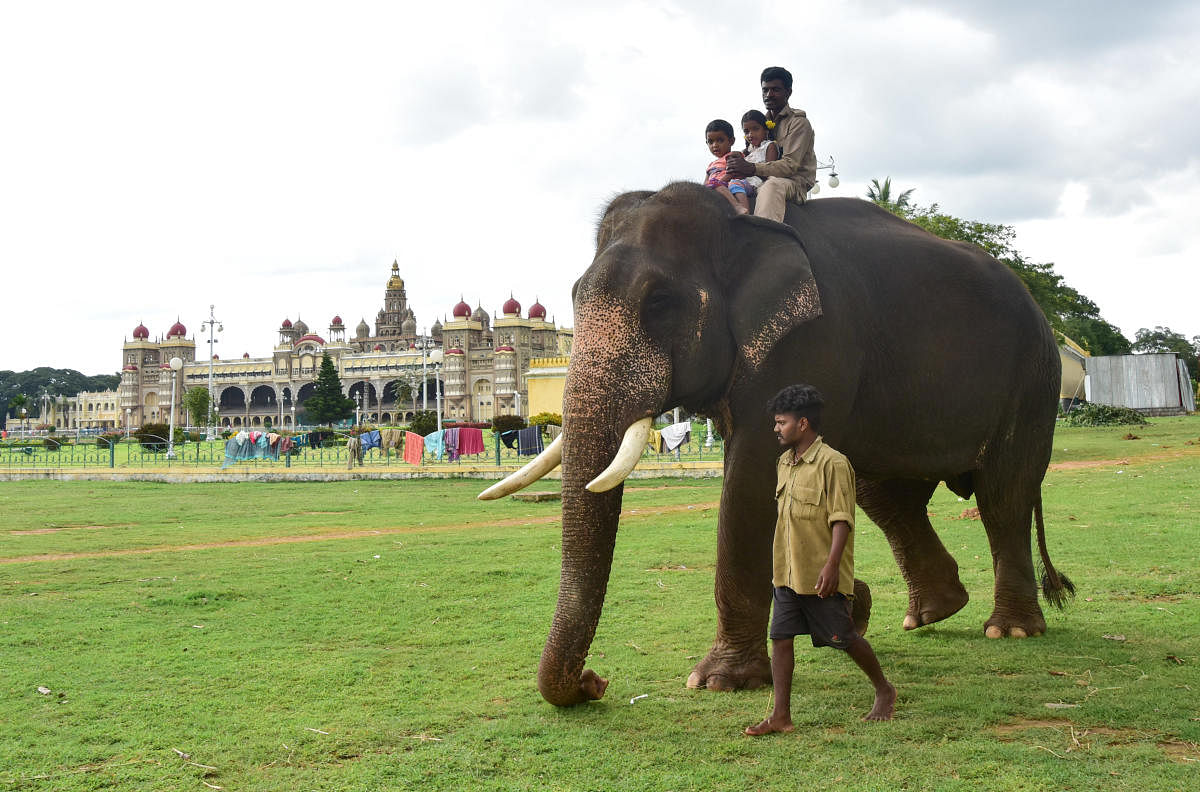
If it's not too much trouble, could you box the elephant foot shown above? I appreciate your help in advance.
[686,643,771,692]
[983,610,1045,638]
[901,581,969,631]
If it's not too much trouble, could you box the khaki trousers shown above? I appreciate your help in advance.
[754,177,809,223]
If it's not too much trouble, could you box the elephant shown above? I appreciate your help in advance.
[480,181,1073,707]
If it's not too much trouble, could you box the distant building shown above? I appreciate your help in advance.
[61,261,572,430]
[1085,353,1196,416]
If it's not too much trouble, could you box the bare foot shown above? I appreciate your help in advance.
[744,716,795,736]
[863,683,896,721]
[734,205,749,215]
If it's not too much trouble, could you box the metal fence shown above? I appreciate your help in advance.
[0,426,725,471]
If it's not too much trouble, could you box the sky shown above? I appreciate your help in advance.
[2,0,1198,377]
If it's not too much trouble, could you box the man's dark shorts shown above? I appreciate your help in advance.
[770,586,860,649]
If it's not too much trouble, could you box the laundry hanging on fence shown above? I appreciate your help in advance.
[517,426,544,456]
[660,421,691,451]
[360,429,381,452]
[445,428,460,462]
[546,424,562,442]
[380,428,403,451]
[424,429,445,461]
[647,428,662,453]
[457,427,485,456]
[403,431,424,465]
[347,435,364,468]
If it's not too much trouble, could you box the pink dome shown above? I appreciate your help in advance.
[446,347,465,355]
[452,299,472,318]
[132,322,149,339]
[242,352,250,358]
[160,362,171,369]
[495,345,515,353]
[281,318,293,328]
[529,300,547,320]
[293,333,327,346]
[123,363,138,371]
[502,296,521,315]
[167,320,187,338]
[373,344,384,351]
[331,315,343,326]
[212,354,219,360]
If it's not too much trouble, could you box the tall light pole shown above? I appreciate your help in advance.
[201,304,222,440]
[125,408,131,437]
[167,357,183,459]
[420,328,429,410]
[20,407,27,436]
[434,363,443,432]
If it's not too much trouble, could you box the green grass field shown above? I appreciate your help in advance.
[1,419,1198,790]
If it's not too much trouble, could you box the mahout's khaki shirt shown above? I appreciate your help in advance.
[755,104,817,194]
[773,436,856,597]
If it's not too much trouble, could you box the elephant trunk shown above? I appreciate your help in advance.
[537,408,624,706]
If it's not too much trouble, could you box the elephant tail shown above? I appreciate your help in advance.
[1035,493,1075,609]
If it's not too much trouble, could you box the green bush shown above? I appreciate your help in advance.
[97,433,124,448]
[43,436,67,450]
[528,412,562,428]
[408,411,439,437]
[491,414,527,433]
[1060,402,1149,427]
[134,423,170,451]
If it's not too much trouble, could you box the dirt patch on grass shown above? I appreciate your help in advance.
[0,501,720,564]
[994,719,1199,763]
[9,525,116,535]
[1049,445,1200,471]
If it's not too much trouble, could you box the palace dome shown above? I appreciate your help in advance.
[294,333,326,346]
[243,352,250,358]
[293,318,309,335]
[122,363,138,371]
[495,345,515,353]
[132,322,149,339]
[387,260,404,290]
[331,315,343,326]
[212,354,219,360]
[281,318,293,329]
[373,344,384,351]
[356,318,370,338]
[446,347,465,355]
[501,296,521,316]
[473,305,490,322]
[167,320,187,338]
[452,299,471,318]
[529,300,547,320]
[402,316,417,334]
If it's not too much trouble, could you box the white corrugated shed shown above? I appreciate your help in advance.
[1084,353,1196,415]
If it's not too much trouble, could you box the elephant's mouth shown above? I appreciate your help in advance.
[477,417,653,500]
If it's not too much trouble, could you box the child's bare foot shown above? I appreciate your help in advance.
[863,683,896,721]
[734,204,749,215]
[744,715,795,736]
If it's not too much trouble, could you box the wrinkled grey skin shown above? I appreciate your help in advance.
[539,182,1068,707]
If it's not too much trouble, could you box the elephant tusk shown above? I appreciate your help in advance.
[586,417,653,493]
[477,434,564,500]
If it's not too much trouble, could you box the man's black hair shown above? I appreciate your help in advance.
[760,66,793,90]
[770,383,824,430]
[705,119,735,140]
[741,109,769,130]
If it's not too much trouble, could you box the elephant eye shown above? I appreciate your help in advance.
[644,288,675,314]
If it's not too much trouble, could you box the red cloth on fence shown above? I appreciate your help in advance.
[403,431,425,465]
[457,427,485,456]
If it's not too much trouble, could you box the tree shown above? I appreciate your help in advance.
[7,393,29,419]
[183,387,215,427]
[391,380,414,409]
[1132,326,1199,380]
[866,177,915,211]
[299,353,355,425]
[408,410,438,436]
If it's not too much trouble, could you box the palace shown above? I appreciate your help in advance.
[58,262,572,431]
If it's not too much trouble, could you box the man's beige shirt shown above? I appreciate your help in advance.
[773,436,856,596]
[755,104,817,193]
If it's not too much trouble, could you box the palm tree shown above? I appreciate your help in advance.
[7,393,28,419]
[866,177,915,210]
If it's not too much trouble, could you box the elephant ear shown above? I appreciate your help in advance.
[723,215,822,371]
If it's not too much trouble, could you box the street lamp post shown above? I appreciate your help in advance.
[167,356,183,459]
[420,329,429,410]
[356,390,363,426]
[20,407,27,436]
[290,403,295,430]
[434,363,443,433]
[202,304,222,441]
[125,408,131,437]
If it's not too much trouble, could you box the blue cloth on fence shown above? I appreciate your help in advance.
[517,426,544,456]
[221,436,241,468]
[360,429,381,453]
[500,430,519,449]
[424,429,445,461]
[253,432,270,459]
[445,428,460,462]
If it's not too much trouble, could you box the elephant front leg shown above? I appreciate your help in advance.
[857,477,969,630]
[686,466,775,691]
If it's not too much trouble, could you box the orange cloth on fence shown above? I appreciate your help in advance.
[403,431,424,465]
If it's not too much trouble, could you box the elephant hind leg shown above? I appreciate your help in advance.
[857,476,968,630]
[975,468,1046,638]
